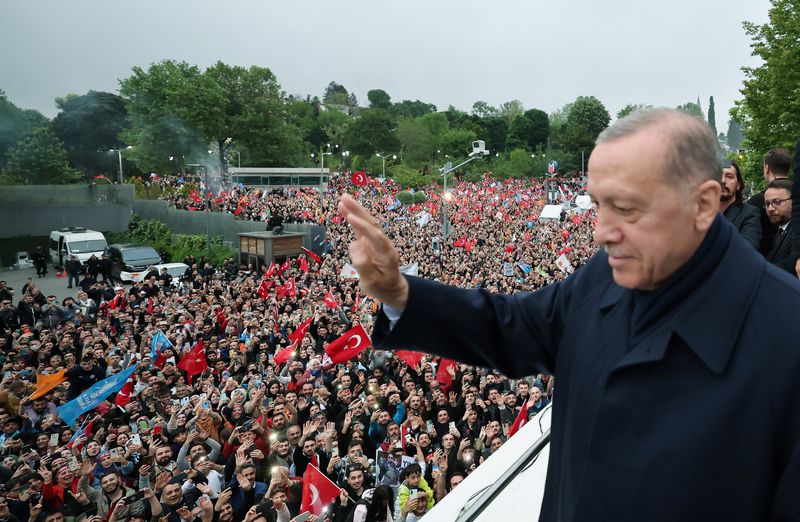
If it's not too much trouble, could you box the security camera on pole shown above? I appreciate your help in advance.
[439,141,489,239]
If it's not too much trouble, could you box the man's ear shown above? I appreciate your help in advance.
[695,179,722,232]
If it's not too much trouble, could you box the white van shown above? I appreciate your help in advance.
[49,228,108,268]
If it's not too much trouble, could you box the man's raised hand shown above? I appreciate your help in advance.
[338,194,409,310]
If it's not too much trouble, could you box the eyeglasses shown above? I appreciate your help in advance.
[765,198,791,208]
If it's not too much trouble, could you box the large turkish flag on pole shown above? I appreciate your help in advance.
[300,464,341,515]
[324,324,371,364]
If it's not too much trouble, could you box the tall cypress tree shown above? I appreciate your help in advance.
[708,96,717,135]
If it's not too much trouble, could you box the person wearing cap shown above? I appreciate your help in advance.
[331,463,367,522]
[720,160,761,250]
[65,355,105,401]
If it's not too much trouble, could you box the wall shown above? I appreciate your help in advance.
[0,184,134,238]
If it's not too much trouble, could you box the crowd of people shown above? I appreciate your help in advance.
[1,139,795,522]
[0,170,577,522]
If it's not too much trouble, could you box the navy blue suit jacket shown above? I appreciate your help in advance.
[373,219,800,521]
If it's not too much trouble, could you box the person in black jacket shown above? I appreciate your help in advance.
[764,178,795,274]
[790,137,800,278]
[65,255,81,289]
[65,355,106,400]
[31,246,48,277]
[720,160,761,250]
[746,147,792,254]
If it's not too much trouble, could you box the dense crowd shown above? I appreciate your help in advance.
[0,171,598,522]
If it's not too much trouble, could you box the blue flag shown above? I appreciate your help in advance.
[57,364,138,426]
[150,330,174,360]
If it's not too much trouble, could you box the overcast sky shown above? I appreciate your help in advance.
[2,0,771,127]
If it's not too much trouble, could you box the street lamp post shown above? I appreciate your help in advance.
[311,144,336,211]
[440,152,486,239]
[376,153,397,180]
[109,146,133,183]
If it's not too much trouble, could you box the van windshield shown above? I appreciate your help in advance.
[122,248,159,262]
[68,240,107,253]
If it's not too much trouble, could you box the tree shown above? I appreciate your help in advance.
[499,99,524,123]
[708,96,717,135]
[617,103,650,120]
[367,89,392,110]
[119,60,222,174]
[440,127,477,159]
[345,108,399,156]
[51,91,129,176]
[726,118,744,152]
[0,90,48,169]
[2,127,81,185]
[323,82,357,110]
[676,102,704,118]
[734,0,800,175]
[391,100,437,118]
[554,96,610,171]
[506,108,549,151]
[471,101,499,118]
[471,115,509,154]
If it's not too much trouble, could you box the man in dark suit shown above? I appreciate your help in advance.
[340,108,800,521]
[764,178,795,273]
[747,148,792,254]
[720,160,761,250]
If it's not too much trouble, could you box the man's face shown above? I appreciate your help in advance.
[287,425,301,445]
[162,484,182,505]
[80,360,93,371]
[302,439,315,457]
[242,466,256,483]
[588,128,717,290]
[348,444,363,460]
[278,441,290,457]
[442,434,455,449]
[100,473,120,494]
[156,445,173,465]
[518,382,529,396]
[531,387,542,402]
[720,167,740,202]
[347,470,364,490]
[765,187,792,226]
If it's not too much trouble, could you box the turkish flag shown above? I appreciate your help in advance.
[177,339,208,384]
[277,278,297,299]
[453,237,466,248]
[324,324,371,364]
[395,350,424,368]
[350,171,368,186]
[273,341,298,365]
[279,258,291,275]
[147,298,153,315]
[265,262,276,278]
[215,308,228,332]
[288,317,313,344]
[299,256,309,273]
[301,246,322,265]
[435,358,457,389]
[351,290,361,313]
[300,464,340,516]
[257,279,273,299]
[323,292,339,309]
[508,400,530,438]
[114,373,136,408]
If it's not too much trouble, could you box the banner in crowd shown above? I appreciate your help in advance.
[325,324,371,364]
[555,253,574,274]
[300,464,340,515]
[340,262,360,279]
[27,369,66,401]
[57,364,139,426]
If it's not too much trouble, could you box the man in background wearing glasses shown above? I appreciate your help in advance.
[747,148,792,254]
[764,178,795,273]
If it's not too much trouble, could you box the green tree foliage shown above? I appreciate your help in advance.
[499,99,524,123]
[708,96,717,135]
[557,96,611,160]
[345,108,399,156]
[51,91,129,176]
[471,101,499,118]
[323,81,357,110]
[506,108,549,151]
[2,127,81,185]
[391,100,437,118]
[616,103,650,120]
[726,118,744,152]
[734,0,800,170]
[367,89,392,110]
[471,116,508,154]
[440,128,477,159]
[676,101,704,118]
[0,90,48,168]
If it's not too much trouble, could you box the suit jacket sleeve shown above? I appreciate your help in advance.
[371,267,582,378]
[740,204,763,252]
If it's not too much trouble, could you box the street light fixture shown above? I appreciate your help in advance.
[376,153,397,180]
[109,146,133,184]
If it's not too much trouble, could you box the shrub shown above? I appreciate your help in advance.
[412,191,427,204]
[397,191,414,205]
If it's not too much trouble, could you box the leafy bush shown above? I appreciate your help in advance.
[396,191,414,204]
[412,191,427,203]
[392,164,429,189]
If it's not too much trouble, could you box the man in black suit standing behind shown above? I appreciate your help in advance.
[747,148,792,254]
[720,160,761,250]
[764,178,795,273]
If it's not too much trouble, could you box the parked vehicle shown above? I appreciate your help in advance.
[120,262,189,283]
[105,244,162,282]
[49,228,108,268]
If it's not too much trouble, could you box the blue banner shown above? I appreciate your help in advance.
[150,330,174,359]
[57,364,138,426]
